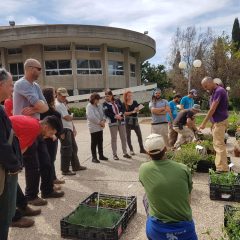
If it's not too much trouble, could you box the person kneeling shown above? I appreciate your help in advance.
[139,134,198,240]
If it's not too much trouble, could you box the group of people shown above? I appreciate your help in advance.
[0,54,229,239]
[0,59,87,239]
[140,76,229,239]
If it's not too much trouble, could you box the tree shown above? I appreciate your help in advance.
[232,18,240,52]
[141,61,171,89]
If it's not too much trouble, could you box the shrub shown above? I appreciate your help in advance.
[69,107,86,118]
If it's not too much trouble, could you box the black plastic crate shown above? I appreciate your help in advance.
[81,192,137,228]
[209,176,240,202]
[196,160,216,173]
[61,205,125,240]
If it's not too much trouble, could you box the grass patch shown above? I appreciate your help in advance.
[67,205,122,228]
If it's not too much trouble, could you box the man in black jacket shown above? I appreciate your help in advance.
[0,68,22,240]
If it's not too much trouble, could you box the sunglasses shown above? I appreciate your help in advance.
[29,66,42,71]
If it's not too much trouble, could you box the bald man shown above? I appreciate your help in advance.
[13,58,64,206]
[199,76,229,172]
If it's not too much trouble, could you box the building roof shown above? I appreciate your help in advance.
[0,24,156,61]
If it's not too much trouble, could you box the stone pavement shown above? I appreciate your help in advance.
[9,119,238,240]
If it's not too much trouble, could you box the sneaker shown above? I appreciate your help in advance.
[53,178,65,184]
[92,158,100,163]
[73,165,87,171]
[113,155,119,160]
[130,150,135,155]
[10,217,34,228]
[28,197,48,206]
[41,190,64,199]
[140,148,147,154]
[62,171,76,176]
[123,153,132,159]
[18,205,41,217]
[99,156,108,160]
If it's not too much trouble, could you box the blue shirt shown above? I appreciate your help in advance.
[149,99,169,123]
[167,100,178,122]
[180,96,194,110]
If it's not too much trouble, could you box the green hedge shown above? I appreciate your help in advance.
[69,107,86,118]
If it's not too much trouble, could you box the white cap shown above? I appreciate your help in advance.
[144,134,165,154]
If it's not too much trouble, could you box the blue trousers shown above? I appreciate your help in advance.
[0,174,18,240]
[146,216,198,240]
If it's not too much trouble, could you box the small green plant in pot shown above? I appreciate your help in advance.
[225,206,240,239]
[209,169,239,186]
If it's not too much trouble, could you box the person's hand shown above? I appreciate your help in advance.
[73,129,77,137]
[100,120,105,128]
[21,107,35,116]
[134,107,139,113]
[199,123,206,130]
[60,133,65,140]
[115,114,122,120]
[52,135,58,141]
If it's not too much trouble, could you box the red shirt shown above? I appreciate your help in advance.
[9,116,41,150]
[4,98,13,117]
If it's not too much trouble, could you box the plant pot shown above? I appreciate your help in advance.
[227,129,236,137]
[196,160,216,173]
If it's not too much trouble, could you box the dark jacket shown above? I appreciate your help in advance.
[103,99,125,126]
[0,106,22,172]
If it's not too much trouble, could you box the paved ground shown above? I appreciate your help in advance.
[9,119,238,240]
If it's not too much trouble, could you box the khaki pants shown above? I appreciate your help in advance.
[151,123,169,147]
[212,119,228,171]
[168,124,178,147]
[173,126,195,149]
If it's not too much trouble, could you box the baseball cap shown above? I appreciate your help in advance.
[192,104,201,112]
[189,89,197,96]
[57,88,69,97]
[144,134,165,154]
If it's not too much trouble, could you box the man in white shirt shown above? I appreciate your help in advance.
[55,88,86,175]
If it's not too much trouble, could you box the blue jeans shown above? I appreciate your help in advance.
[0,174,18,240]
[146,216,198,240]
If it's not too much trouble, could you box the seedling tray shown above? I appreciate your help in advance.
[81,192,137,228]
[61,205,125,240]
[196,160,216,173]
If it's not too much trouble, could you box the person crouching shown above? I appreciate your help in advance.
[139,134,198,240]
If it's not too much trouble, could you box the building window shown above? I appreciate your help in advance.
[9,63,24,81]
[8,48,22,55]
[108,61,124,75]
[130,64,136,77]
[76,45,100,52]
[77,59,102,74]
[44,45,70,51]
[107,47,123,54]
[130,52,135,57]
[45,60,72,75]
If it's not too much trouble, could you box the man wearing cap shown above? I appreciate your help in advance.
[13,58,64,206]
[200,76,229,172]
[173,104,201,148]
[149,88,171,147]
[180,89,197,110]
[55,88,86,175]
[139,134,197,240]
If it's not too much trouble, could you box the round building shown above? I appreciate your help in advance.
[0,24,156,95]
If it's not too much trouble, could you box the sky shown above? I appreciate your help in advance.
[1,0,240,65]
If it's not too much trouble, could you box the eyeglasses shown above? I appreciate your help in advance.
[29,66,42,71]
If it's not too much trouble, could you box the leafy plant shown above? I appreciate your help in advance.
[91,198,127,209]
[209,169,239,186]
[69,107,86,118]
[225,206,240,239]
[67,205,121,228]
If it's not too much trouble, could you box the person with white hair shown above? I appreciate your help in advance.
[213,78,224,87]
[200,76,229,172]
[139,134,197,240]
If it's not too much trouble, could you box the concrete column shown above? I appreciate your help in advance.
[123,48,130,88]
[0,48,7,68]
[135,53,141,86]
[102,44,109,89]
[71,43,78,95]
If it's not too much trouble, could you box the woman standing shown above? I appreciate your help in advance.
[103,89,131,160]
[40,87,64,185]
[123,90,145,155]
[86,93,108,163]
